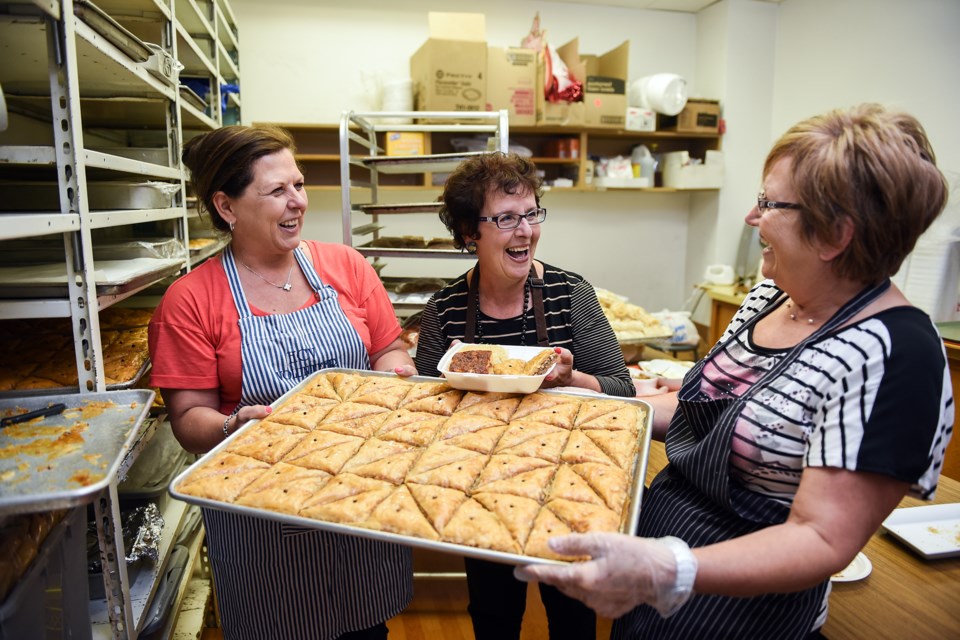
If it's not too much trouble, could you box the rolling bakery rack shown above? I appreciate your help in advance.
[0,0,241,636]
[338,110,509,316]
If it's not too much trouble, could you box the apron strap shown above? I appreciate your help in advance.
[464,264,549,346]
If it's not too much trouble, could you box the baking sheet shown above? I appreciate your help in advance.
[0,389,154,516]
[74,0,152,63]
[0,258,183,298]
[881,504,960,559]
[170,369,652,566]
[358,202,443,215]
[0,359,151,399]
[361,152,485,175]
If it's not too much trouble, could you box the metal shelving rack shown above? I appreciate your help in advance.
[0,0,238,636]
[338,111,508,312]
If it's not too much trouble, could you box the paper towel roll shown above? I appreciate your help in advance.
[628,74,688,116]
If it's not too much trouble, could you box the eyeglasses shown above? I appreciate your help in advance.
[757,194,803,213]
[478,207,547,230]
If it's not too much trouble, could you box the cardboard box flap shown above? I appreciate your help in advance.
[584,40,629,88]
[428,12,485,42]
[555,38,587,83]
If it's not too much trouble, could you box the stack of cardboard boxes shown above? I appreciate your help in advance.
[409,12,720,135]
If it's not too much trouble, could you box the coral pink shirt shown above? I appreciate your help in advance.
[148,241,401,413]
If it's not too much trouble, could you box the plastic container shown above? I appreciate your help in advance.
[438,343,557,393]
[0,508,91,640]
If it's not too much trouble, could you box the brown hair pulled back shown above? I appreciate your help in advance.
[181,125,297,232]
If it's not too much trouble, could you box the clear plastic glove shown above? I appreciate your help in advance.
[514,533,697,619]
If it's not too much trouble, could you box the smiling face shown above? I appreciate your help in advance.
[469,187,541,285]
[218,149,306,256]
[745,156,820,287]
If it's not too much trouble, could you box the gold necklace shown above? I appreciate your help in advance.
[240,260,294,291]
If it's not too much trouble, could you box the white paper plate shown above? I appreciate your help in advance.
[438,343,556,394]
[831,552,872,582]
[881,503,960,559]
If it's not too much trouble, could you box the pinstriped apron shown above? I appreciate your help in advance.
[613,280,890,640]
[203,245,413,640]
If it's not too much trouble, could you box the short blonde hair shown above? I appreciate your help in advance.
[764,104,947,283]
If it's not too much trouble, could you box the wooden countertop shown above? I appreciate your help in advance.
[645,441,960,638]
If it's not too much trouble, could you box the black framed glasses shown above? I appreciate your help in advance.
[478,207,547,230]
[757,193,803,213]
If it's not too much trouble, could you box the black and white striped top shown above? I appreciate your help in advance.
[415,262,635,398]
[706,280,953,501]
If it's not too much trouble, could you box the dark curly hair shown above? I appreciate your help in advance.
[181,125,298,232]
[764,103,947,283]
[439,152,543,250]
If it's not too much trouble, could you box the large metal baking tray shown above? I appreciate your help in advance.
[361,152,485,175]
[74,0,152,63]
[170,369,652,566]
[0,359,152,399]
[0,389,154,516]
[357,202,443,215]
[0,258,184,298]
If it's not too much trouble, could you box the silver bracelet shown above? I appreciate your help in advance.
[222,413,235,438]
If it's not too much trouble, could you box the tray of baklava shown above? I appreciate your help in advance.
[169,369,652,565]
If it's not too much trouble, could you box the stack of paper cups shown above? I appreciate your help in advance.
[380,78,414,124]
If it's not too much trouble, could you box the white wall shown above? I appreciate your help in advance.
[229,0,960,315]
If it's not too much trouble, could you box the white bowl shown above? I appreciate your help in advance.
[437,343,557,394]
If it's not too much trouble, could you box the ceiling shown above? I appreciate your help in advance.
[546,0,779,12]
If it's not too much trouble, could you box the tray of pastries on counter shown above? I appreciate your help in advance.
[0,306,154,396]
[171,369,652,565]
[594,287,671,343]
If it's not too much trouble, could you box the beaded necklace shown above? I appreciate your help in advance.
[475,278,530,345]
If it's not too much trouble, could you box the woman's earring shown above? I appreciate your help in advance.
[465,241,478,254]
[229,221,235,232]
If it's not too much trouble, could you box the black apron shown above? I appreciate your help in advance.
[613,280,890,640]
[464,264,550,347]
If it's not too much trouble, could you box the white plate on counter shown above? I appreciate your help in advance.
[831,552,872,582]
[881,503,960,559]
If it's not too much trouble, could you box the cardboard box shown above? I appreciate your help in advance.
[487,46,537,127]
[384,132,426,156]
[659,99,721,133]
[536,38,628,128]
[410,13,487,115]
[662,150,724,189]
[625,107,656,132]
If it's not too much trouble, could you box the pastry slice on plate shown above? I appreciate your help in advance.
[234,462,332,514]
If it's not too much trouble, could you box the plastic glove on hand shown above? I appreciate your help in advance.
[513,533,697,619]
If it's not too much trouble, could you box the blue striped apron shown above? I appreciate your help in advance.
[203,245,413,640]
[613,280,890,640]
